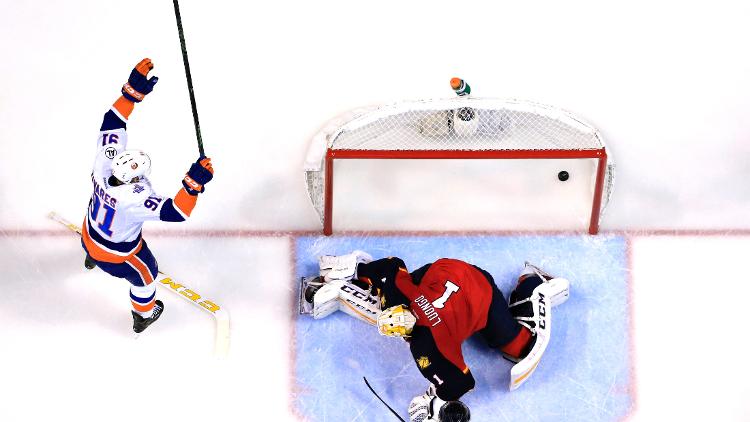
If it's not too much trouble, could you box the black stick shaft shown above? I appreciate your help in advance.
[363,377,406,422]
[172,0,204,156]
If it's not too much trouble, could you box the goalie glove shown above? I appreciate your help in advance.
[408,385,471,422]
[318,250,373,282]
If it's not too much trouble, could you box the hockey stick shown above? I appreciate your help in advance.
[363,377,406,422]
[172,0,205,156]
[48,212,230,357]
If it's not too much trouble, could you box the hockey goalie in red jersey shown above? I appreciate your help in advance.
[301,252,570,422]
[82,58,214,334]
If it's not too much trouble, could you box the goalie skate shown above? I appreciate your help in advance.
[299,276,325,315]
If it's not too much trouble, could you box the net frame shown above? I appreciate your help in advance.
[304,97,614,235]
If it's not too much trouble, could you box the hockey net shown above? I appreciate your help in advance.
[304,97,615,234]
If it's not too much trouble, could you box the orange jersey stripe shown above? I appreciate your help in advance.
[131,299,155,313]
[126,255,154,285]
[112,96,135,119]
[174,188,198,217]
[82,217,141,264]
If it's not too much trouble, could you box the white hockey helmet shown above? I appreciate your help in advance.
[112,149,151,184]
[377,305,416,338]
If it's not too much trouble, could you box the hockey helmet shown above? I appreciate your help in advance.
[438,400,471,422]
[377,305,416,338]
[112,149,151,184]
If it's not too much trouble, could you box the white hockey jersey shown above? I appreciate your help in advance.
[82,106,195,264]
[88,126,172,240]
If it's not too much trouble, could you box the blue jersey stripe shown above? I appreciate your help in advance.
[160,199,187,222]
[100,110,127,131]
[130,290,156,304]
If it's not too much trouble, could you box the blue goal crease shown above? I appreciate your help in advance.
[293,235,632,422]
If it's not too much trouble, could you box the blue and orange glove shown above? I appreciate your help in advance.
[122,58,158,102]
[182,157,214,195]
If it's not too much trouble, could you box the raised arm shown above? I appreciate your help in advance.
[97,59,159,150]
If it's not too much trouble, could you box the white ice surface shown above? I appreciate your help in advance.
[0,235,296,422]
[629,236,750,422]
[2,1,750,421]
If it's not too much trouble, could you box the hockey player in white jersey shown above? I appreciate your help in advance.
[82,58,214,333]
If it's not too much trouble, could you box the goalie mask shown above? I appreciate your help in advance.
[112,149,151,184]
[377,305,416,338]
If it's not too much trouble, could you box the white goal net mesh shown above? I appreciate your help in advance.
[304,97,615,228]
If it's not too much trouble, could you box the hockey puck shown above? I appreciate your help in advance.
[558,171,569,181]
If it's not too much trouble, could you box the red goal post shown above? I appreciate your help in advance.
[304,97,615,235]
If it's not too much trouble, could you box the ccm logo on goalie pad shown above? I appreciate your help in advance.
[340,284,379,316]
[538,293,546,330]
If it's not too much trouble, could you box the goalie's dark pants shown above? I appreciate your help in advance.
[409,266,522,400]
[474,266,523,349]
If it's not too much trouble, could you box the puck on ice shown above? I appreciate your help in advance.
[558,171,569,181]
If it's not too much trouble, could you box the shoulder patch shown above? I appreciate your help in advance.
[417,356,431,369]
[104,146,117,159]
[132,184,145,194]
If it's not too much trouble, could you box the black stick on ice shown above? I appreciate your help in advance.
[363,377,406,422]
[172,0,205,157]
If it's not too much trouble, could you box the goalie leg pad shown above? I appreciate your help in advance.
[517,262,569,307]
[507,266,570,391]
[299,276,381,325]
[312,280,343,320]
[332,280,381,325]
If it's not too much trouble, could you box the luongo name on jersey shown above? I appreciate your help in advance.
[397,259,494,370]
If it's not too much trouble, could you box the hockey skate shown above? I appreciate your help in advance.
[131,300,165,333]
[506,263,570,390]
[84,254,97,270]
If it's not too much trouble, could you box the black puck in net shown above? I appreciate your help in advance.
[558,171,569,181]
